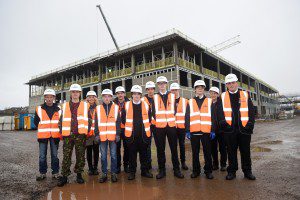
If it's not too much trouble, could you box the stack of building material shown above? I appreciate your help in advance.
[0,116,15,131]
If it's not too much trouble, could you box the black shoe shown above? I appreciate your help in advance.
[205,173,214,179]
[93,169,99,175]
[226,173,236,180]
[76,173,84,184]
[190,172,200,178]
[116,168,121,174]
[124,165,129,173]
[174,170,184,179]
[88,170,94,176]
[181,162,189,170]
[36,173,46,181]
[128,173,135,180]
[220,166,226,171]
[57,176,68,187]
[111,173,118,182]
[141,171,153,178]
[212,165,219,171]
[156,170,166,179]
[99,174,107,183]
[244,172,256,180]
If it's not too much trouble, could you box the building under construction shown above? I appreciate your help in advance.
[27,29,279,117]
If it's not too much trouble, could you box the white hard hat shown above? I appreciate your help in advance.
[145,81,155,89]
[115,86,125,93]
[170,83,180,90]
[86,91,97,97]
[156,76,168,83]
[44,88,56,96]
[101,89,113,96]
[69,84,82,92]
[209,87,220,94]
[194,80,206,88]
[225,73,238,84]
[131,85,142,93]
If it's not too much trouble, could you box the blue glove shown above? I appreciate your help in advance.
[210,132,216,140]
[186,132,191,140]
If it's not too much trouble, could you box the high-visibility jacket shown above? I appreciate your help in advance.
[96,103,119,142]
[189,97,212,133]
[87,106,96,137]
[141,96,155,126]
[175,97,188,129]
[61,101,89,136]
[153,93,176,128]
[221,91,249,127]
[124,101,151,138]
[36,105,61,139]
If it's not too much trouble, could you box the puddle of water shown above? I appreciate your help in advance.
[261,140,282,145]
[251,146,272,152]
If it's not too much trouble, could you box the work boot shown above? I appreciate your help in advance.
[226,172,236,180]
[93,168,99,175]
[36,173,46,181]
[124,165,129,173]
[57,176,68,187]
[156,170,166,179]
[141,170,153,178]
[244,172,256,180]
[220,166,227,171]
[111,173,118,183]
[190,172,200,178]
[212,165,219,171]
[99,174,107,183]
[205,173,214,179]
[52,173,60,180]
[174,170,184,179]
[88,169,94,176]
[181,162,189,170]
[127,173,135,180]
[76,173,84,184]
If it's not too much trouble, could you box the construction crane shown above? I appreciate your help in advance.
[96,4,120,51]
[208,35,241,53]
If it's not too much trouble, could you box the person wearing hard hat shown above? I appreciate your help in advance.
[121,85,153,180]
[85,91,100,176]
[152,76,184,179]
[57,84,89,187]
[209,87,227,172]
[186,80,215,179]
[141,81,156,170]
[113,86,130,174]
[216,73,256,180]
[95,89,121,183]
[169,82,189,171]
[34,88,61,181]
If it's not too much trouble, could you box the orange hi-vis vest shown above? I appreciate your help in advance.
[175,97,188,129]
[141,96,155,126]
[36,105,61,139]
[221,91,249,127]
[124,101,151,138]
[96,102,119,142]
[87,107,96,137]
[153,93,176,128]
[189,97,212,133]
[61,101,89,136]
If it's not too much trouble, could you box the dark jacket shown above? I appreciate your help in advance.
[86,103,97,146]
[211,98,221,133]
[216,90,255,134]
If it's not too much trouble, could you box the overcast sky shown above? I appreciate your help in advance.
[0,0,299,109]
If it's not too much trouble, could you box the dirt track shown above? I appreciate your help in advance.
[0,117,299,200]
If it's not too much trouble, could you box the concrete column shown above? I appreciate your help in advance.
[29,84,31,98]
[217,60,220,79]
[187,72,192,88]
[151,51,155,67]
[98,63,102,82]
[143,53,146,70]
[200,52,204,74]
[173,42,179,65]
[131,54,135,74]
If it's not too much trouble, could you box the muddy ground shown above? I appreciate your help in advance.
[0,117,299,200]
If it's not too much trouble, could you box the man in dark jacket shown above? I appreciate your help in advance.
[216,73,256,180]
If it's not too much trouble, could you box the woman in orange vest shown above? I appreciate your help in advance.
[57,84,89,187]
[85,91,99,176]
[121,85,153,180]
[34,89,61,181]
[216,74,256,180]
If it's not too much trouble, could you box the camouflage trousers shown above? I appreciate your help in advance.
[61,134,86,177]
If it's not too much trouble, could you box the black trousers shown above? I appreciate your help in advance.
[191,133,213,174]
[224,129,252,174]
[154,126,180,171]
[176,128,186,163]
[117,129,129,169]
[127,135,149,173]
[86,143,99,171]
[211,131,227,168]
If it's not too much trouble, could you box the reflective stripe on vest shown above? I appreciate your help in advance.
[221,91,249,127]
[97,103,119,142]
[36,106,61,139]
[61,101,89,136]
[189,98,212,133]
[175,97,188,129]
[88,107,96,137]
[124,101,151,138]
[154,93,176,128]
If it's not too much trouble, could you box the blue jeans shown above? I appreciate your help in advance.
[39,138,59,174]
[100,141,117,174]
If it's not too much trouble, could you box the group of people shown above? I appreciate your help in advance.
[34,73,256,187]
